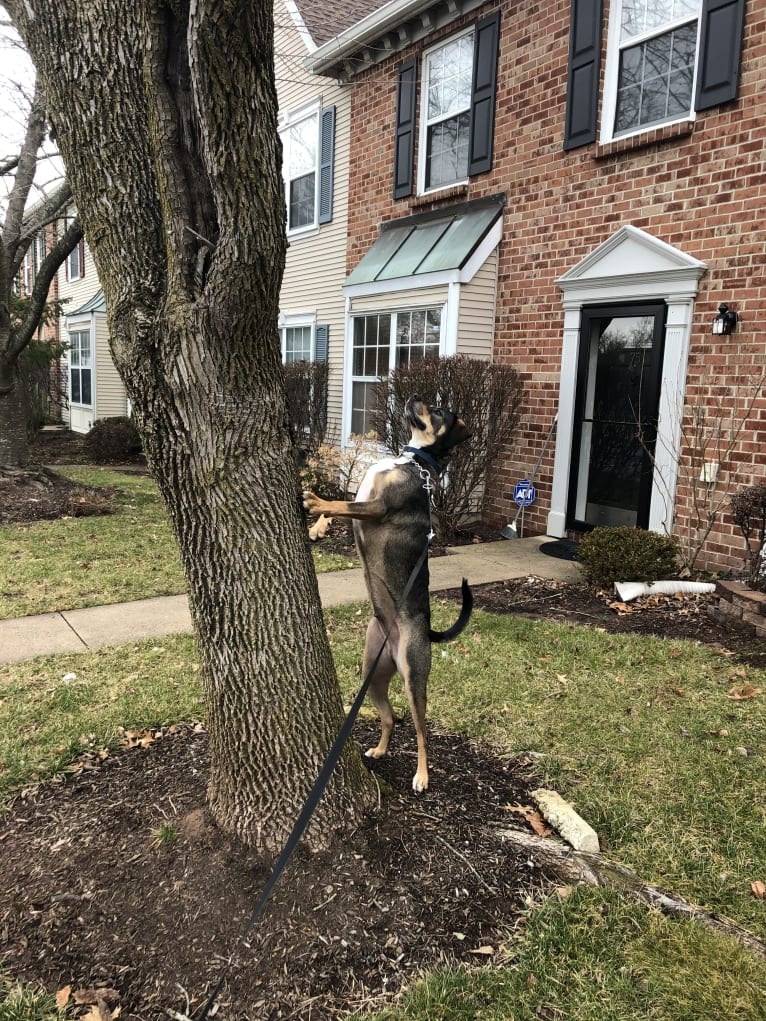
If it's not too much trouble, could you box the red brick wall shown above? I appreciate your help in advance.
[346,0,766,574]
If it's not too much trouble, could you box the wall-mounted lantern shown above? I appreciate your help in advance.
[711,303,738,335]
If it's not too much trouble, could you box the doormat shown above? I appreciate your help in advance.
[539,539,580,561]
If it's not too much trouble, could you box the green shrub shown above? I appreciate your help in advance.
[731,483,766,592]
[579,526,680,587]
[84,416,143,464]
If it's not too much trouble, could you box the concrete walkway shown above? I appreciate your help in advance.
[0,536,581,665]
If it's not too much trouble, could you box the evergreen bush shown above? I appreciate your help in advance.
[579,526,680,588]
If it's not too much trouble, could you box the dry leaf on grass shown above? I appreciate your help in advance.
[751,880,766,899]
[468,945,495,956]
[55,986,71,1009]
[726,683,762,701]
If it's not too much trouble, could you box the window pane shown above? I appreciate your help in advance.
[289,173,315,229]
[351,381,375,435]
[284,325,311,363]
[615,23,695,133]
[80,334,92,364]
[71,370,81,404]
[80,369,92,406]
[288,116,317,176]
[425,111,470,189]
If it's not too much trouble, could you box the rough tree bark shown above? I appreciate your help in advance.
[8,0,374,849]
[0,74,83,465]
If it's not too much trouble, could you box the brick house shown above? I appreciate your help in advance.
[306,0,764,573]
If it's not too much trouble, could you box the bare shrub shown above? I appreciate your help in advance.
[284,360,329,457]
[731,483,766,591]
[369,355,525,542]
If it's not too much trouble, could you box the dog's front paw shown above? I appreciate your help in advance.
[365,746,386,760]
[302,490,320,515]
[412,769,429,793]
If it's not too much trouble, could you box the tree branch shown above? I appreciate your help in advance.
[2,76,47,260]
[497,827,766,960]
[7,215,83,364]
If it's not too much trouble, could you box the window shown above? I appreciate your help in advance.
[612,0,700,135]
[394,12,500,198]
[350,307,442,434]
[422,33,474,191]
[280,104,335,233]
[66,237,85,281]
[564,0,746,149]
[69,328,93,406]
[282,324,313,363]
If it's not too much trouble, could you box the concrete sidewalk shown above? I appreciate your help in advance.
[0,536,581,665]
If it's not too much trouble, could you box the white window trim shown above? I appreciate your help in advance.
[600,0,702,145]
[66,317,95,409]
[417,28,473,197]
[279,312,316,362]
[279,98,321,238]
[549,226,707,540]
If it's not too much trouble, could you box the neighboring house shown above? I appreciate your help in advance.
[55,217,129,433]
[275,0,383,439]
[306,0,764,572]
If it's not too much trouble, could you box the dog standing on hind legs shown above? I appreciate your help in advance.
[303,396,473,792]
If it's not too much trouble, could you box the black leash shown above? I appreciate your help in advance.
[194,539,431,1021]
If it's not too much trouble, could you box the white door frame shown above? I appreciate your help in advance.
[548,225,707,538]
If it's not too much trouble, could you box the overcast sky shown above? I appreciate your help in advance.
[0,10,66,213]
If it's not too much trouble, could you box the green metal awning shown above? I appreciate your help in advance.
[345,198,504,287]
[69,288,106,315]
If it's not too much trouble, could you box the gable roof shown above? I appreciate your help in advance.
[293,0,385,47]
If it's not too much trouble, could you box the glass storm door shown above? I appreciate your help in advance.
[568,303,666,530]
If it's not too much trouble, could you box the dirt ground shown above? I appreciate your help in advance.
[1,435,762,1019]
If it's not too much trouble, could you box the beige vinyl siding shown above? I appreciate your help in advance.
[275,0,350,443]
[348,286,449,314]
[93,315,128,419]
[457,249,498,360]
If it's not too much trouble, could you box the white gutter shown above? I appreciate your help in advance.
[307,0,436,75]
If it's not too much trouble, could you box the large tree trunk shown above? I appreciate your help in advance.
[9,0,375,849]
[0,364,30,466]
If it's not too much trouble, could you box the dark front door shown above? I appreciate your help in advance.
[568,303,666,531]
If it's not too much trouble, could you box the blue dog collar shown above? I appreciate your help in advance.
[403,446,443,475]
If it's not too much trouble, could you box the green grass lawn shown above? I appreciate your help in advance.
[1,603,764,1019]
[0,467,354,618]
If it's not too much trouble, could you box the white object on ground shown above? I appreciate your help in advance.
[532,788,600,853]
[614,580,716,602]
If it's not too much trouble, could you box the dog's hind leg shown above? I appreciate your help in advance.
[398,622,432,793]
[363,617,397,762]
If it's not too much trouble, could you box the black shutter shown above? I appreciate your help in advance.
[563,0,603,150]
[314,324,329,363]
[318,106,335,224]
[393,58,418,199]
[695,0,746,111]
[468,10,500,176]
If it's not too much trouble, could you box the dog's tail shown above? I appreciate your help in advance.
[429,578,473,643]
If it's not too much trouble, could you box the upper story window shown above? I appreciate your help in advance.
[66,237,85,281]
[282,323,313,363]
[421,32,474,191]
[611,0,701,136]
[394,11,500,199]
[564,0,746,150]
[280,103,336,235]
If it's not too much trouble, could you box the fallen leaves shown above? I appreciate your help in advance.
[726,682,762,701]
[503,803,552,837]
[55,987,121,1021]
[751,880,766,900]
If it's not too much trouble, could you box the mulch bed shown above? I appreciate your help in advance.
[2,436,763,1018]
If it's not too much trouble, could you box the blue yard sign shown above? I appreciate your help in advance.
[514,480,536,507]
